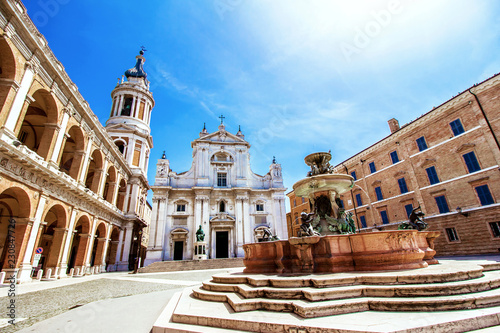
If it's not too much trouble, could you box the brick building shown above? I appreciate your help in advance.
[0,0,153,283]
[288,73,500,255]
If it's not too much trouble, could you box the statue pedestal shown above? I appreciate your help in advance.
[194,241,207,260]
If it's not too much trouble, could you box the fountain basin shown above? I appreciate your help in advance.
[293,173,355,198]
[243,230,439,274]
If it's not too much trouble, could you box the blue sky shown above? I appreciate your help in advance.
[24,0,500,211]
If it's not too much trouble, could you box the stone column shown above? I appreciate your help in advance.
[97,159,109,198]
[131,96,137,118]
[49,108,71,167]
[193,198,202,260]
[59,208,78,277]
[243,198,252,244]
[127,138,136,165]
[46,227,68,276]
[83,218,98,274]
[117,223,133,271]
[78,136,94,184]
[105,182,117,203]
[2,62,36,136]
[74,233,91,272]
[5,218,32,271]
[111,176,121,206]
[37,123,60,161]
[128,184,140,215]
[17,194,48,283]
[235,198,244,257]
[211,228,216,259]
[99,225,113,272]
[69,150,86,181]
[91,168,105,194]
[117,95,124,116]
[112,228,125,271]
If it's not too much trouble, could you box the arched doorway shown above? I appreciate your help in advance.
[67,215,91,274]
[17,89,58,160]
[0,187,31,271]
[90,222,107,270]
[35,205,67,276]
[85,149,103,194]
[58,125,85,180]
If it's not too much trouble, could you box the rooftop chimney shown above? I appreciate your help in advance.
[388,118,400,133]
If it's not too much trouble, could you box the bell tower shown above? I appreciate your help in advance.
[105,49,154,221]
[106,49,154,176]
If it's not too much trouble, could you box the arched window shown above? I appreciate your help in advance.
[115,140,125,154]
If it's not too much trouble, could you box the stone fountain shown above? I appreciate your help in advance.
[243,151,437,274]
[151,153,500,332]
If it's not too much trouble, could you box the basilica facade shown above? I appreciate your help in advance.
[145,123,288,265]
[0,1,152,282]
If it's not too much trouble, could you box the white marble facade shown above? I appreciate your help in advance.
[145,123,287,264]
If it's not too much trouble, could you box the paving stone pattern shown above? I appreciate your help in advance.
[0,278,184,333]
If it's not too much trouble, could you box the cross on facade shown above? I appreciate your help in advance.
[219,114,225,124]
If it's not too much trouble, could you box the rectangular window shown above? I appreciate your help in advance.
[176,204,186,212]
[404,204,413,218]
[450,119,465,136]
[390,151,399,164]
[369,162,376,173]
[375,186,383,201]
[339,199,344,209]
[398,178,408,194]
[435,195,450,214]
[426,166,440,185]
[293,199,296,207]
[380,210,389,224]
[360,215,367,228]
[302,197,305,203]
[355,193,362,206]
[217,173,227,187]
[489,222,500,238]
[463,151,481,173]
[351,171,357,181]
[475,185,494,206]
[256,204,264,212]
[416,136,428,152]
[445,227,459,242]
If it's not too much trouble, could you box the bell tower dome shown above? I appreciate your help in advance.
[105,49,154,175]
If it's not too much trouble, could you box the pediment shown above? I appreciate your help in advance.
[210,213,236,223]
[195,130,248,145]
[456,143,476,153]
[106,123,136,132]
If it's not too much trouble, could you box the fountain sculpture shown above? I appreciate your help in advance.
[243,151,439,274]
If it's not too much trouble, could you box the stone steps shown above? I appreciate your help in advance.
[193,285,500,318]
[153,260,500,332]
[189,260,500,318]
[211,261,485,288]
[201,270,500,301]
[139,258,244,273]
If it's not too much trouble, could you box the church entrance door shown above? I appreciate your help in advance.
[215,231,229,258]
[173,241,183,260]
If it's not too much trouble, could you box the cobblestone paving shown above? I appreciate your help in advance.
[0,278,185,333]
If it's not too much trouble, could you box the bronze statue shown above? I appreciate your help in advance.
[298,212,321,237]
[399,205,428,231]
[196,225,205,242]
